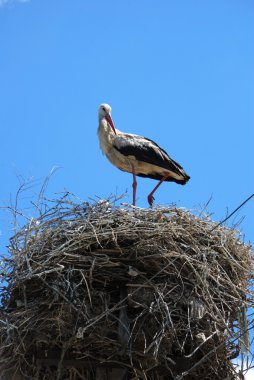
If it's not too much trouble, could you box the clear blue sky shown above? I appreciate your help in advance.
[0,1,253,376]
[0,1,253,241]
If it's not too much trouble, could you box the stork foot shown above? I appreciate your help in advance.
[148,194,155,207]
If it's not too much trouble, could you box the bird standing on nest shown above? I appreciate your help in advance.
[98,103,190,206]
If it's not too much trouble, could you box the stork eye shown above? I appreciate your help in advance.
[102,106,106,111]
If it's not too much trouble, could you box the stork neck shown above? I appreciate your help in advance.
[99,118,116,135]
[98,118,117,155]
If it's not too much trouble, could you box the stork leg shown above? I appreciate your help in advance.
[147,174,169,207]
[132,169,137,206]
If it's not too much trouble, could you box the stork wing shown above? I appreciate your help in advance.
[113,134,186,177]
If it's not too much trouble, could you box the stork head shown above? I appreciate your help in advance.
[98,103,116,134]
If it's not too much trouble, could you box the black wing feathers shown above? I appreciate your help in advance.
[114,135,186,177]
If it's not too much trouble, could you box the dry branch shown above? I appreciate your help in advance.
[0,195,253,379]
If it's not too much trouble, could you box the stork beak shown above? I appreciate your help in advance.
[105,114,116,135]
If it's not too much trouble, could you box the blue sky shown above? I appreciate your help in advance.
[0,0,253,236]
[1,0,253,242]
[0,0,253,241]
[0,0,253,376]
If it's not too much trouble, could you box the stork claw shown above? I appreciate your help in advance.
[148,194,155,207]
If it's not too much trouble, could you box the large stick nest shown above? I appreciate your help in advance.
[0,195,253,380]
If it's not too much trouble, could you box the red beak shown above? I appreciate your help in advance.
[106,114,116,135]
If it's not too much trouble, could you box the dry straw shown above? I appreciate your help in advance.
[0,194,253,379]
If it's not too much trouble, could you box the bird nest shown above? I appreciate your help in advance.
[0,195,253,380]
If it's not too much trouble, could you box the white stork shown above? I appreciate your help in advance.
[98,103,190,206]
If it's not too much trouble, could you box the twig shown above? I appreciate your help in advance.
[211,193,254,232]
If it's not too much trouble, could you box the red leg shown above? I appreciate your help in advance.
[147,174,169,207]
[132,170,137,206]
